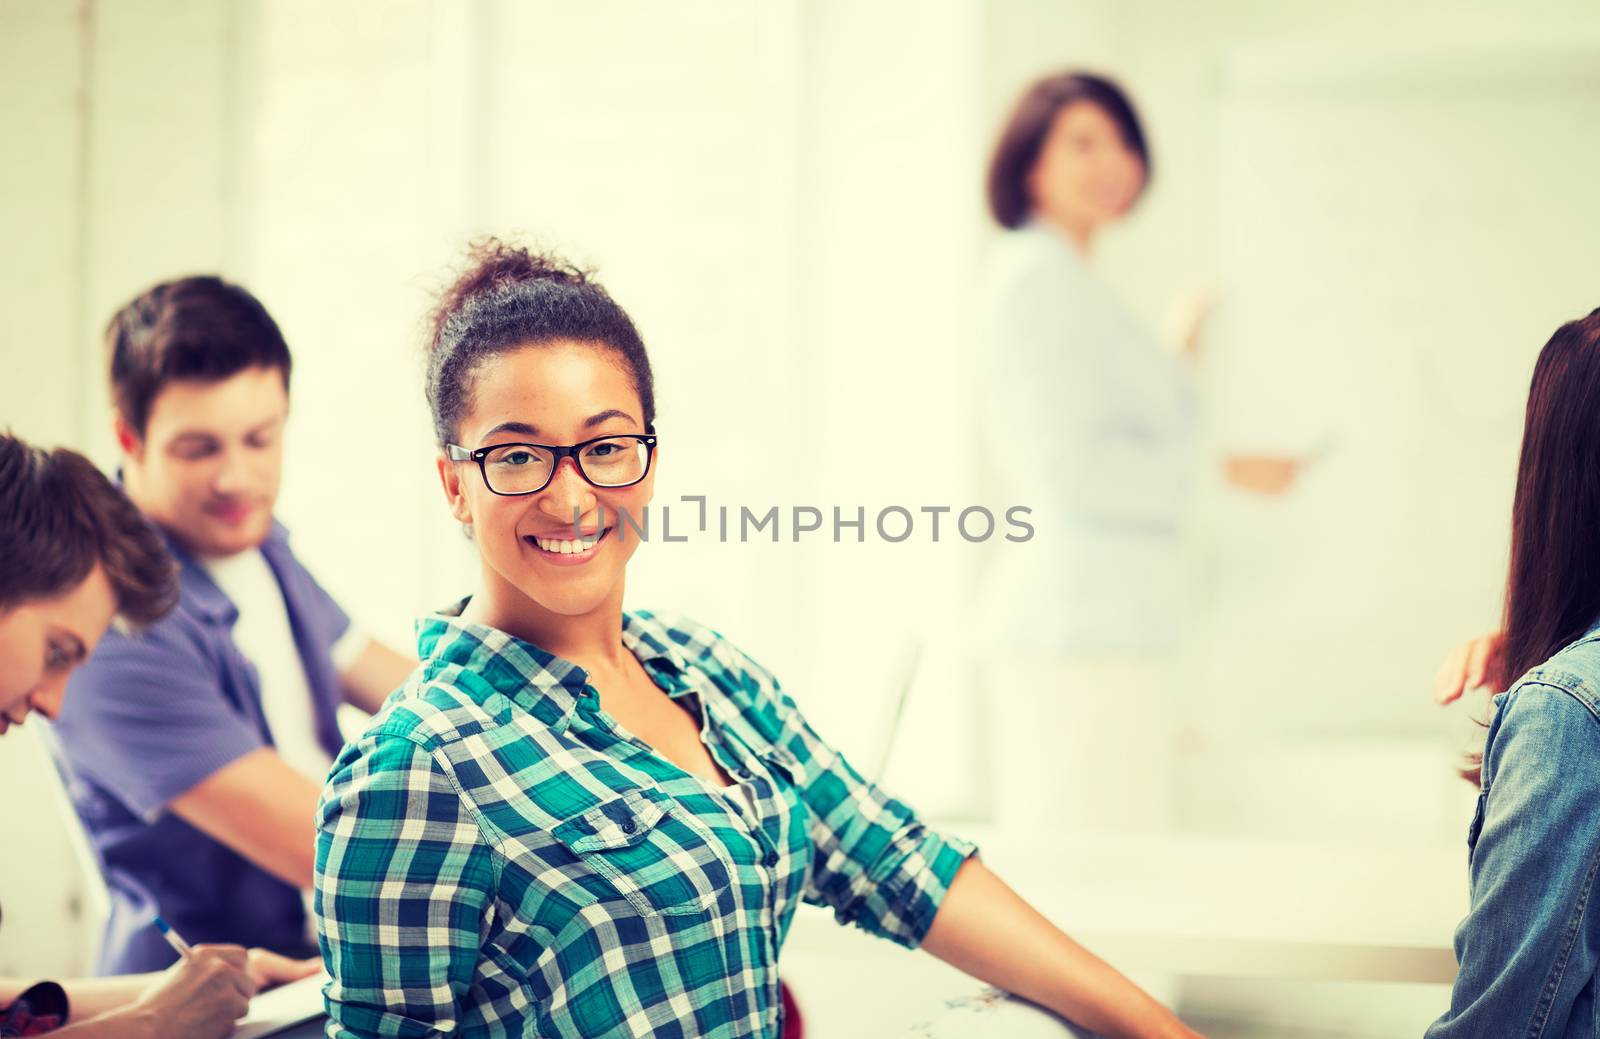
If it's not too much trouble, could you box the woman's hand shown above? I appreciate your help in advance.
[922,857,1205,1038]
[1223,454,1301,496]
[124,944,256,1039]
[1433,631,1505,705]
[246,948,323,991]
[1165,287,1217,360]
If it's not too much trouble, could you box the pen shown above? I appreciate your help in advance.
[153,916,193,958]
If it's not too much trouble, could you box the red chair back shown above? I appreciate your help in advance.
[779,980,803,1038]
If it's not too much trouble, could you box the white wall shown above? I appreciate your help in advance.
[0,0,241,978]
[2,0,86,449]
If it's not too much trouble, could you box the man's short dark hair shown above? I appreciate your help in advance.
[0,433,177,625]
[107,276,292,436]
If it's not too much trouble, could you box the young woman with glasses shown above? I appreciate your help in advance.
[311,240,1204,1039]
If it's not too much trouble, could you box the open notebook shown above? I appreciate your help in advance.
[232,972,328,1038]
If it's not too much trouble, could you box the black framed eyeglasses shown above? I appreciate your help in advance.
[446,433,658,496]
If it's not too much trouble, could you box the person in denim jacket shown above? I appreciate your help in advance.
[1428,307,1600,1037]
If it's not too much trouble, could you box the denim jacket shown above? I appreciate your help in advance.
[1429,617,1600,1037]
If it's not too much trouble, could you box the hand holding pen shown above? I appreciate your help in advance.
[126,916,257,1039]
[157,917,319,991]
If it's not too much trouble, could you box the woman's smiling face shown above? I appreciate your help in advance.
[437,340,657,617]
[1027,100,1146,235]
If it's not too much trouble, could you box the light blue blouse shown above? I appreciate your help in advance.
[976,220,1196,654]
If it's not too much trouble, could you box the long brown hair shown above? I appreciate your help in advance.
[1496,308,1600,690]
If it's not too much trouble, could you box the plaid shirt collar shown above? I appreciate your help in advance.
[416,598,715,737]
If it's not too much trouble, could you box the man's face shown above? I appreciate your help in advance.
[0,566,118,735]
[120,366,289,557]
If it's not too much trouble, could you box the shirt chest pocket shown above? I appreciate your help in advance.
[549,787,734,917]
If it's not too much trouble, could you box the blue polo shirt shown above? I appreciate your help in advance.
[48,521,351,975]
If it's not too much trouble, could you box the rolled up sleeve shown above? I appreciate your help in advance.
[730,657,976,949]
[316,733,496,1038]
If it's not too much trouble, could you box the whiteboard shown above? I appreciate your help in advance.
[1194,46,1600,741]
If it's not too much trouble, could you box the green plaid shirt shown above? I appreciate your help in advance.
[314,602,977,1038]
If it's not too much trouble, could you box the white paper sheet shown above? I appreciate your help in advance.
[230,971,328,1039]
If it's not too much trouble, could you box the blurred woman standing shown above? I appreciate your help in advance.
[976,72,1297,835]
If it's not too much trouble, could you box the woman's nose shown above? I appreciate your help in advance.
[537,458,597,520]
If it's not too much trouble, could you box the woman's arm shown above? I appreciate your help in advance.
[4,950,317,1033]
[51,975,150,1022]
[51,946,255,1039]
[1427,681,1600,1036]
[921,857,1200,1039]
[1432,630,1505,706]
[719,640,1202,1036]
[316,733,495,1038]
[3,973,196,1036]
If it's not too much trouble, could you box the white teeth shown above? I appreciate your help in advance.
[532,531,603,554]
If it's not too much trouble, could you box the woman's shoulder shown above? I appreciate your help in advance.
[1488,633,1600,777]
[981,223,1084,299]
[627,609,768,679]
[341,663,514,765]
[631,610,793,747]
[1505,627,1600,722]
[627,610,784,712]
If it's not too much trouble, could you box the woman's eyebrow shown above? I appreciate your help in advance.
[582,409,636,429]
[481,411,638,441]
[481,421,541,440]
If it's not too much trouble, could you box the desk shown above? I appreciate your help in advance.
[782,829,1465,1036]
[916,828,1466,983]
[262,832,1465,1037]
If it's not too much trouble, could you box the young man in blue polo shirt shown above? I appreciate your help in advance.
[49,276,416,975]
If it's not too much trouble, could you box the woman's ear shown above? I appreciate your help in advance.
[436,454,474,526]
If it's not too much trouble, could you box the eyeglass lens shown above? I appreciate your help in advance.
[481,437,649,494]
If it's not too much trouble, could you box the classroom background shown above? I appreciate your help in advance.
[4,1,1600,1035]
